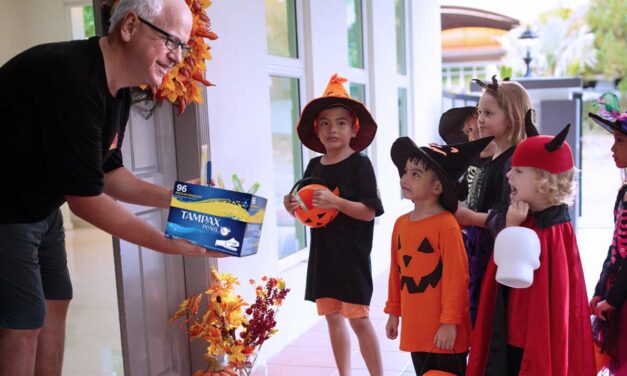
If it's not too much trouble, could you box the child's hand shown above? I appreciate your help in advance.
[506,200,529,227]
[386,315,399,340]
[595,299,615,321]
[454,206,475,227]
[589,296,602,316]
[283,194,299,216]
[312,188,339,209]
[434,323,456,350]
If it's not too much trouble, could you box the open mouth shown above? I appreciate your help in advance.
[510,186,518,199]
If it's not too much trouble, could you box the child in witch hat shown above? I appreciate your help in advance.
[588,93,627,375]
[385,135,493,375]
[282,74,384,375]
[439,106,495,201]
[467,124,596,376]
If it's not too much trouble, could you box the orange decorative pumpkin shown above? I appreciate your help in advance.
[423,371,457,376]
[290,178,340,228]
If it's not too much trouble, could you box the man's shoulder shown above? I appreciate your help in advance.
[2,38,101,92]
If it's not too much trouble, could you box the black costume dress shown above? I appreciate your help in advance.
[303,152,384,305]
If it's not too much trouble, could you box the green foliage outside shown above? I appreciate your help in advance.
[586,0,627,91]
[83,5,95,38]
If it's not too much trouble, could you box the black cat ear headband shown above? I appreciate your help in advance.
[472,75,510,91]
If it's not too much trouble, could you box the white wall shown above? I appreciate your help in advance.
[203,0,443,361]
[0,0,80,65]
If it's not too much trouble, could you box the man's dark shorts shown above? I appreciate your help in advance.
[0,209,73,329]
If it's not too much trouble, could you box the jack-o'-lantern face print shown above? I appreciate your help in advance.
[397,234,442,294]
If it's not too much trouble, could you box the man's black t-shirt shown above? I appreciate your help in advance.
[0,37,130,223]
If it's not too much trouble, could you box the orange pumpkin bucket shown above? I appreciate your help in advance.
[423,371,457,376]
[290,177,340,228]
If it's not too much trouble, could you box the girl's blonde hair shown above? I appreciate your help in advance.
[483,81,531,146]
[531,167,577,206]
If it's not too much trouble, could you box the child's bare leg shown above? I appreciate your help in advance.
[325,313,352,375]
[349,317,383,376]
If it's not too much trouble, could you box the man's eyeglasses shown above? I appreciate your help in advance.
[138,16,191,55]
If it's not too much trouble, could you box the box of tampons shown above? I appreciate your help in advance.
[164,181,267,257]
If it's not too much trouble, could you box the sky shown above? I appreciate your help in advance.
[439,0,590,23]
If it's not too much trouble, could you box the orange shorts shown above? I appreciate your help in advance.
[315,298,370,319]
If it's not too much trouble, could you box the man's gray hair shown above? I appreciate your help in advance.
[108,0,164,33]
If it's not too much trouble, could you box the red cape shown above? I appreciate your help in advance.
[467,215,596,375]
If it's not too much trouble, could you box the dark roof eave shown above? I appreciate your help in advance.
[441,6,520,31]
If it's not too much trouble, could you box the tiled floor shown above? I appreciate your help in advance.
[266,272,417,376]
[63,227,124,376]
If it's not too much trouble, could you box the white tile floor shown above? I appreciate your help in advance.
[63,228,123,376]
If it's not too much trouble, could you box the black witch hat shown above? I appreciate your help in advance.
[438,106,477,144]
[391,136,494,212]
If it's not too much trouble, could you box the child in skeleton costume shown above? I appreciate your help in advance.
[467,125,596,376]
[283,74,384,375]
[588,93,627,375]
[455,76,535,325]
[438,106,495,201]
[385,136,493,375]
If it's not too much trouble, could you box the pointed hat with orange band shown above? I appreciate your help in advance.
[297,74,378,153]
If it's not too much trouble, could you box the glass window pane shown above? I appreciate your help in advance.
[349,83,370,154]
[398,87,408,137]
[270,76,306,259]
[265,0,298,58]
[69,5,95,39]
[347,0,364,68]
[349,83,366,103]
[395,0,407,75]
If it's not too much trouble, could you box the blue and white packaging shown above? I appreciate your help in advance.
[164,181,267,257]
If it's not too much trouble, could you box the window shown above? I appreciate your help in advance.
[67,4,95,40]
[395,0,411,138]
[398,87,408,137]
[349,83,366,103]
[270,76,305,259]
[265,0,298,57]
[266,0,306,261]
[346,0,364,69]
[395,0,407,75]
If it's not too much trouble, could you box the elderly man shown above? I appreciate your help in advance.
[0,0,224,375]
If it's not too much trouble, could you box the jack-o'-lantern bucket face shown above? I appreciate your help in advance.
[290,178,340,228]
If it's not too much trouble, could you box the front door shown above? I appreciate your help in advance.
[93,3,193,374]
[113,103,192,376]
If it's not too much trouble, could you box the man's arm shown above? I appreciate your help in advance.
[103,167,171,208]
[66,193,224,257]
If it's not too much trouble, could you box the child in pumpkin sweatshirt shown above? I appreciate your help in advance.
[385,136,492,375]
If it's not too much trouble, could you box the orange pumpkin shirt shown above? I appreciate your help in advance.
[385,211,471,353]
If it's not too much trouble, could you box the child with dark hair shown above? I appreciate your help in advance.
[283,74,384,376]
[588,93,627,375]
[386,136,492,375]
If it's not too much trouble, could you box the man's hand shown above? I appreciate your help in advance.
[312,188,338,209]
[386,315,399,340]
[434,323,456,350]
[170,238,227,257]
[506,200,529,227]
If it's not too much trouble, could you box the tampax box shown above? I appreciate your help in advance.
[164,181,267,257]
